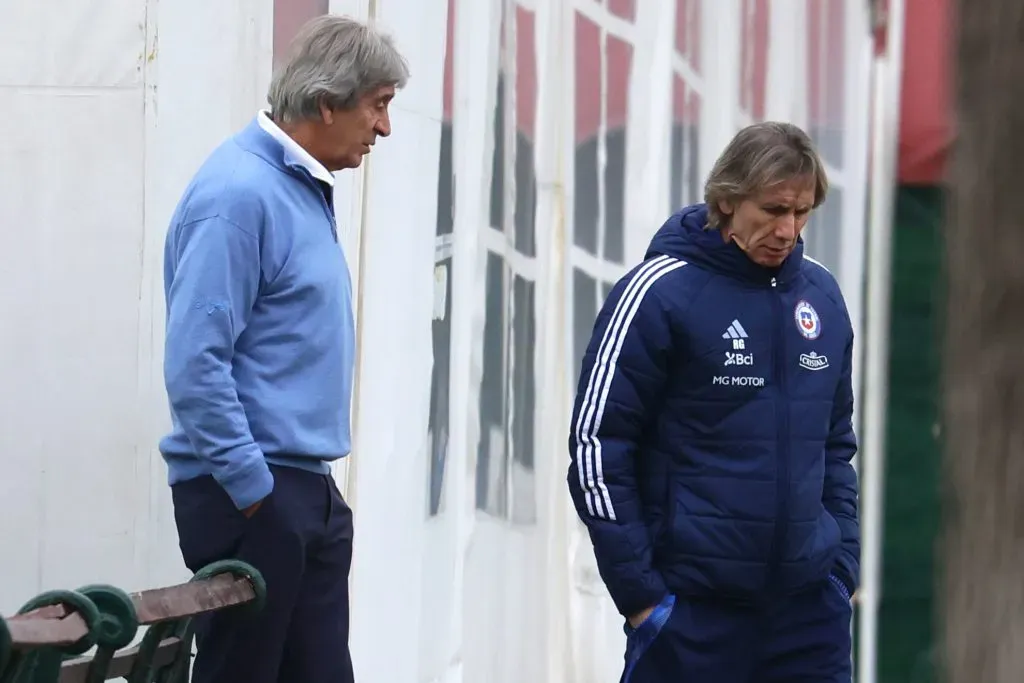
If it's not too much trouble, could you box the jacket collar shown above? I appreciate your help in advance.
[233,115,335,187]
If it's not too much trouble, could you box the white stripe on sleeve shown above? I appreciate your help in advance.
[574,255,687,520]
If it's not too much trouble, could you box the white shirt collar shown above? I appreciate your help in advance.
[257,110,335,187]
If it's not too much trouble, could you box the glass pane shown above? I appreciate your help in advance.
[805,186,844,276]
[428,0,457,517]
[573,12,601,255]
[573,12,631,265]
[572,268,599,377]
[675,0,702,72]
[488,73,506,231]
[515,8,538,257]
[427,251,453,518]
[476,251,507,516]
[608,0,637,22]
[603,35,631,264]
[670,75,701,212]
[670,1,703,213]
[489,7,538,256]
[510,274,536,523]
[808,0,845,166]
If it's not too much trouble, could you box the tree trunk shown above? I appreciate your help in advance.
[942,1,1024,680]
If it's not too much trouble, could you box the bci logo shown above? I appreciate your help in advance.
[724,352,754,366]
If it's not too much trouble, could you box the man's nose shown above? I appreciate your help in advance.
[375,112,392,138]
[774,214,797,240]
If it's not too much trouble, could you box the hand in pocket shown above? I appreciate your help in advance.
[242,498,265,518]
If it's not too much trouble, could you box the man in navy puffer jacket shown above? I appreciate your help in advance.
[568,122,859,682]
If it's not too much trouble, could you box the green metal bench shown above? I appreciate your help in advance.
[0,560,265,683]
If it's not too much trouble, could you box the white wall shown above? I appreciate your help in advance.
[0,1,873,682]
[0,0,274,612]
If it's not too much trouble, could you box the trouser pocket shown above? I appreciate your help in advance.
[172,475,252,572]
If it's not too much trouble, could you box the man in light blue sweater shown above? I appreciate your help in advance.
[159,15,408,683]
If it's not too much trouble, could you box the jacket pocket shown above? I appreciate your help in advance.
[827,574,853,606]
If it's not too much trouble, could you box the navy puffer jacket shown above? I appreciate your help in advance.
[567,204,859,617]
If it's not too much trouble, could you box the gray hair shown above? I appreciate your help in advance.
[268,15,410,123]
[703,121,828,229]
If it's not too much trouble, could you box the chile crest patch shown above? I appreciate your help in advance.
[794,300,821,340]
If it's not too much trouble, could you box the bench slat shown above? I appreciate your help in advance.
[131,574,256,624]
[6,609,88,648]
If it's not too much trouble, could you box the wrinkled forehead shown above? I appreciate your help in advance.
[752,176,817,207]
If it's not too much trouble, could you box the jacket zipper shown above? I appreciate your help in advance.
[767,276,790,588]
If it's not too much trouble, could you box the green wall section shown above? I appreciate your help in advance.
[877,186,945,682]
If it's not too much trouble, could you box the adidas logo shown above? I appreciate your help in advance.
[722,319,748,350]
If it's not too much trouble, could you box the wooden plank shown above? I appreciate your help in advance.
[14,605,69,620]
[130,574,256,625]
[59,637,182,683]
[6,609,88,649]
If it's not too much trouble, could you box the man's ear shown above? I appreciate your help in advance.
[319,100,334,125]
[717,199,735,217]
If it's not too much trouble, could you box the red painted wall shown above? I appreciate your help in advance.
[897,0,953,184]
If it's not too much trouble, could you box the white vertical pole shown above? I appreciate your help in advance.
[859,0,906,681]
[327,0,371,633]
[443,0,503,680]
[841,0,874,438]
[531,1,570,679]
[327,0,370,501]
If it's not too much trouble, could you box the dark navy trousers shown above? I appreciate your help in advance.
[172,464,354,683]
[621,577,853,683]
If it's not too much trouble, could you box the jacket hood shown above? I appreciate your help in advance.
[645,203,804,285]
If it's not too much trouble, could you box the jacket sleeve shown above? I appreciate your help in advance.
[566,258,681,618]
[163,216,274,510]
[825,331,860,595]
